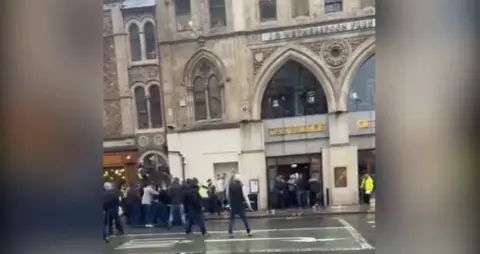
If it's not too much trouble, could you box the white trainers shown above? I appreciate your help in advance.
[145,224,154,228]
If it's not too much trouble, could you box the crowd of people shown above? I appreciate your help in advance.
[271,173,324,213]
[102,171,253,243]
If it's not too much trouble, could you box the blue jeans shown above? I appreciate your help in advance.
[142,204,153,225]
[169,204,186,226]
[296,190,307,208]
[228,207,251,234]
[152,202,168,225]
[185,210,207,235]
[127,203,141,225]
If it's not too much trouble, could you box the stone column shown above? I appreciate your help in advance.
[238,121,268,209]
[323,112,360,205]
[111,4,135,135]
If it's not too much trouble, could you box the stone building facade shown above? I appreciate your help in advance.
[103,0,169,184]
[157,0,376,208]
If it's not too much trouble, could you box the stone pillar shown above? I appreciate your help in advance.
[111,4,135,134]
[238,121,268,209]
[322,112,360,205]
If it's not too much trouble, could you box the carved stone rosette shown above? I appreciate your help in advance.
[321,40,350,78]
[322,40,350,68]
[252,47,279,76]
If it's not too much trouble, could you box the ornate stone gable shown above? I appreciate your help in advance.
[251,46,279,76]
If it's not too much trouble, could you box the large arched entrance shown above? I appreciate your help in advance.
[348,54,375,112]
[262,60,328,209]
[261,60,329,119]
[140,151,171,187]
[348,54,376,203]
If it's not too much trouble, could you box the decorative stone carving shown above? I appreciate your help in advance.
[322,40,350,68]
[348,37,370,53]
[128,66,160,86]
[303,42,323,54]
[137,136,149,147]
[252,47,279,76]
[153,134,164,146]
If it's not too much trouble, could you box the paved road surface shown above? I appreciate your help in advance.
[105,214,375,254]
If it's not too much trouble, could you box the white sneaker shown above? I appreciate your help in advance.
[145,224,154,228]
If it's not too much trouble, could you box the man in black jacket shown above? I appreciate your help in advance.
[168,177,185,227]
[226,175,253,238]
[183,179,208,236]
[103,182,124,236]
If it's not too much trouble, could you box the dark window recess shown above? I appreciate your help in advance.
[325,0,342,13]
[144,22,157,59]
[134,87,149,128]
[193,77,207,120]
[261,60,328,119]
[129,24,141,61]
[209,0,227,28]
[259,0,277,21]
[175,0,192,31]
[149,85,163,128]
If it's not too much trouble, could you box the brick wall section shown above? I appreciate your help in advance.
[103,11,123,138]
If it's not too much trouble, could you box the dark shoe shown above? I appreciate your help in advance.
[203,233,210,237]
[228,234,234,239]
[247,232,253,237]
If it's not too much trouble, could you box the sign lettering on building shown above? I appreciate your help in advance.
[269,124,325,136]
[261,18,375,42]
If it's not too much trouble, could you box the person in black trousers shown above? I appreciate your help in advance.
[183,179,208,236]
[226,175,253,238]
[103,182,124,236]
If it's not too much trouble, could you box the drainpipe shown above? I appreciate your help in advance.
[169,151,186,181]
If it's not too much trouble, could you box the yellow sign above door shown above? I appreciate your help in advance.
[269,124,325,136]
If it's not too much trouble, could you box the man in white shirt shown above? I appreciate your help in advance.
[142,182,159,228]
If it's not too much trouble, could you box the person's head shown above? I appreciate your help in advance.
[172,177,180,184]
[192,178,198,185]
[103,182,113,191]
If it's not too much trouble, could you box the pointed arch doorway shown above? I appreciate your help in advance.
[261,59,329,209]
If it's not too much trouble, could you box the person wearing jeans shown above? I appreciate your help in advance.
[142,182,159,228]
[168,177,186,227]
[226,174,253,238]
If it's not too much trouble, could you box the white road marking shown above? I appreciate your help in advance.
[287,237,351,243]
[336,217,375,250]
[116,238,193,250]
[139,246,374,254]
[367,220,376,228]
[122,226,346,237]
[205,236,350,243]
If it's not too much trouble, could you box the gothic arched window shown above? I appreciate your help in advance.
[261,60,328,119]
[144,22,157,59]
[348,54,375,112]
[134,86,149,128]
[129,23,141,61]
[191,60,224,121]
[149,85,163,128]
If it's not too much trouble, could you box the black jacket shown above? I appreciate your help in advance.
[228,180,245,209]
[103,189,121,211]
[183,185,203,213]
[168,183,183,205]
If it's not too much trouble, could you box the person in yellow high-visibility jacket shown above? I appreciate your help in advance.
[360,173,374,204]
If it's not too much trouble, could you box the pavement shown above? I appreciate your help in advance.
[105,214,376,254]
[204,204,375,220]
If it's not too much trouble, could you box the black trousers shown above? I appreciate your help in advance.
[363,193,371,204]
